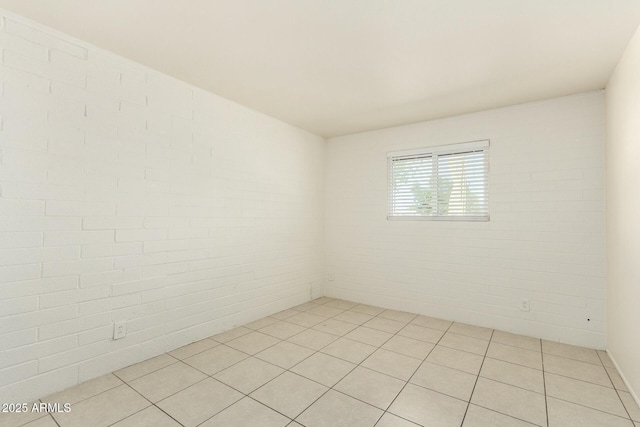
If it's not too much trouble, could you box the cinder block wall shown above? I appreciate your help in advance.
[0,10,325,402]
[325,92,606,349]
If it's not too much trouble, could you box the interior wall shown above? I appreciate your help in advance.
[325,92,606,349]
[606,25,640,403]
[0,10,325,402]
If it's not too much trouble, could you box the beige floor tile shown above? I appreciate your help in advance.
[378,309,417,323]
[471,377,546,426]
[251,371,328,418]
[293,302,321,311]
[52,385,149,427]
[334,366,406,410]
[491,331,540,351]
[480,358,544,393]
[287,328,338,350]
[285,312,326,328]
[375,413,421,427]
[325,300,359,310]
[156,378,243,427]
[411,315,453,331]
[0,401,45,427]
[598,350,615,368]
[306,305,344,318]
[271,308,302,320]
[362,317,406,334]
[259,321,306,340]
[398,324,445,343]
[389,383,467,427]
[620,391,640,422]
[210,326,252,343]
[606,366,629,391]
[547,397,634,427]
[544,354,612,387]
[22,302,633,427]
[114,354,177,382]
[350,304,385,315]
[183,344,248,375]
[440,332,489,355]
[320,338,377,364]
[448,323,493,341]
[44,373,122,405]
[361,349,421,381]
[312,319,357,336]
[296,390,383,427]
[410,361,477,401]
[168,338,218,360]
[291,352,355,387]
[214,357,284,394]
[128,361,206,402]
[111,406,181,427]
[427,346,484,375]
[244,316,279,330]
[382,335,434,359]
[463,405,538,427]
[256,341,314,369]
[547,397,633,427]
[333,310,374,325]
[344,327,393,347]
[226,331,280,355]
[312,297,335,304]
[487,342,542,370]
[545,373,627,417]
[542,340,601,365]
[200,397,289,427]
[23,415,58,427]
[22,416,58,427]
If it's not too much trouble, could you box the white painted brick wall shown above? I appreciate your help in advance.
[325,92,606,349]
[0,10,324,402]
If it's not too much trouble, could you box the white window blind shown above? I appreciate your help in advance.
[388,140,489,220]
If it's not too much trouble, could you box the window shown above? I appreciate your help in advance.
[387,140,489,220]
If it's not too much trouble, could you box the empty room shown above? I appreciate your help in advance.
[1,1,639,426]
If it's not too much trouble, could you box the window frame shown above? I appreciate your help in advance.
[387,140,490,221]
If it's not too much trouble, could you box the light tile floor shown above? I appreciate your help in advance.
[2,298,640,427]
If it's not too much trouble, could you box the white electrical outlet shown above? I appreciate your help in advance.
[327,273,335,281]
[520,298,530,312]
[113,321,127,340]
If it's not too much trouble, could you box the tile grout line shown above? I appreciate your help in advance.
[469,403,544,426]
[235,300,422,425]
[285,300,398,426]
[316,303,422,427]
[179,299,360,427]
[545,395,638,422]
[188,300,352,426]
[373,315,455,426]
[598,350,636,422]
[326,305,423,426]
[50,413,62,427]
[71,301,459,426]
[111,379,186,427]
[541,334,549,427]
[112,353,180,383]
[117,327,315,427]
[459,328,495,427]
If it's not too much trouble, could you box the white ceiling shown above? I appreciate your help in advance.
[1,1,639,137]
